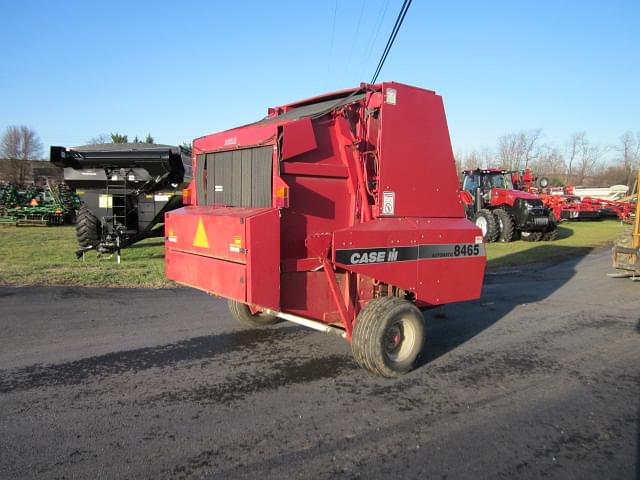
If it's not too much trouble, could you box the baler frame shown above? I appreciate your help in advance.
[166,82,486,377]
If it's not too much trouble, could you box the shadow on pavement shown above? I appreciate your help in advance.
[0,325,304,393]
[417,245,593,368]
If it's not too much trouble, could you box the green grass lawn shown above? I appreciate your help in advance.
[0,220,624,288]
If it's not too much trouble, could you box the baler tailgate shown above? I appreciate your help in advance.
[165,206,280,309]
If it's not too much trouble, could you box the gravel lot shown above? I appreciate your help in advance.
[0,248,638,479]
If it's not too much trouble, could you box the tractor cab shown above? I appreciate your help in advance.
[463,169,514,196]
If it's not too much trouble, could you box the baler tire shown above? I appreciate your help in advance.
[521,231,543,242]
[474,209,499,243]
[493,209,515,243]
[351,296,425,378]
[228,300,279,327]
[75,206,100,248]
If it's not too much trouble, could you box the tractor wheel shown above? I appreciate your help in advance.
[542,229,558,241]
[493,209,515,242]
[351,296,425,378]
[474,209,499,243]
[228,300,279,327]
[75,206,100,248]
[521,231,544,242]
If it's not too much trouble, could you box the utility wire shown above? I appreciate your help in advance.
[325,0,339,88]
[341,0,367,84]
[371,0,413,84]
[359,0,391,79]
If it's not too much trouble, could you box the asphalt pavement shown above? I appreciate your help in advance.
[0,247,638,479]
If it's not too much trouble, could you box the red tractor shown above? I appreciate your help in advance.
[461,168,558,242]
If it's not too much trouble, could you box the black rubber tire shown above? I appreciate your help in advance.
[351,296,425,378]
[536,177,550,189]
[228,300,279,327]
[474,209,499,243]
[75,206,100,248]
[493,208,515,242]
[521,231,544,242]
[542,229,558,241]
[541,213,558,241]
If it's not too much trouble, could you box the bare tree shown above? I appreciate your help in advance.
[565,132,586,184]
[0,125,44,185]
[531,144,565,181]
[497,129,543,171]
[576,137,603,185]
[87,134,111,144]
[615,131,640,189]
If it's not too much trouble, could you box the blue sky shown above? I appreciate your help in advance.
[0,0,637,158]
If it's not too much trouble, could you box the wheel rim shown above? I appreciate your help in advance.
[521,231,530,238]
[475,217,488,236]
[384,316,417,363]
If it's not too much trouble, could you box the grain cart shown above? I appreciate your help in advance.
[165,82,486,377]
[51,143,191,256]
[460,168,558,242]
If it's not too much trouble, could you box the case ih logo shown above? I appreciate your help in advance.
[348,248,400,264]
[224,137,237,146]
[336,244,485,265]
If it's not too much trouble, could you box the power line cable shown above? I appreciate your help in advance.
[359,0,391,79]
[325,0,339,88]
[371,0,412,84]
[371,0,407,82]
[341,0,366,84]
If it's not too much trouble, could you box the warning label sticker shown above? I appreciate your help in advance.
[382,191,395,215]
[192,217,209,248]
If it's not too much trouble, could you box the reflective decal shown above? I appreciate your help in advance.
[335,243,485,265]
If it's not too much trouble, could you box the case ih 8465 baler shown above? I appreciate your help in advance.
[165,82,486,377]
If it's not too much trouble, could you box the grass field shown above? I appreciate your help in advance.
[0,220,624,288]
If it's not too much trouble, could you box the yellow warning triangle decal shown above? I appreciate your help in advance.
[192,217,209,248]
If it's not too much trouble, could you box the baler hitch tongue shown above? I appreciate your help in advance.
[165,82,486,377]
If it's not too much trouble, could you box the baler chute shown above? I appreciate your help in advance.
[165,82,486,377]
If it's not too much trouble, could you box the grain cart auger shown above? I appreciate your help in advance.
[51,143,192,257]
[165,82,486,377]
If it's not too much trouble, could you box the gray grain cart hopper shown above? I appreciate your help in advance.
[50,143,192,255]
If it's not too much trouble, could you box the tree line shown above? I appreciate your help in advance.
[456,130,640,189]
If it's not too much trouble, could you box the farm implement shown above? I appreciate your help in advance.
[50,143,191,257]
[165,82,486,377]
[0,182,78,226]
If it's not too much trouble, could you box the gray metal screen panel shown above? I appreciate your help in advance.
[196,154,206,204]
[202,146,272,208]
[205,153,215,203]
[251,147,272,207]
[231,150,242,206]
[241,149,252,207]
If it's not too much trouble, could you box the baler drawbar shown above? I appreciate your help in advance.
[165,82,486,377]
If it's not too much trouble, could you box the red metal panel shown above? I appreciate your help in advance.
[333,217,485,306]
[165,206,248,264]
[281,117,317,160]
[280,175,352,260]
[165,249,246,301]
[280,271,346,322]
[194,125,277,155]
[246,209,280,310]
[377,82,464,218]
